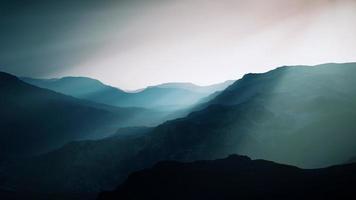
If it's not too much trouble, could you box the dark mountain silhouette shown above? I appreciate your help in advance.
[22,77,233,110]
[0,72,168,160]
[2,63,356,197]
[98,155,356,200]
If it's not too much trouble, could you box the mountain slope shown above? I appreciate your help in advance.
[0,72,166,159]
[98,155,356,200]
[22,77,233,110]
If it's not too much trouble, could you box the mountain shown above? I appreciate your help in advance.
[101,62,356,173]
[22,77,233,110]
[98,155,356,200]
[0,72,168,159]
[140,63,356,168]
[21,76,127,100]
[2,63,356,197]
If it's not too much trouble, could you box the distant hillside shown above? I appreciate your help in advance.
[0,72,168,159]
[98,155,356,200]
[154,80,234,93]
[21,76,127,101]
[22,77,233,110]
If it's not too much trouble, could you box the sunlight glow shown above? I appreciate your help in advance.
[50,0,356,90]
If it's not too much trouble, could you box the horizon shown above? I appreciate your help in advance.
[17,71,235,91]
[3,61,354,91]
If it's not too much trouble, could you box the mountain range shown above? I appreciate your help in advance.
[142,62,356,168]
[22,77,233,111]
[1,63,356,199]
[0,72,171,159]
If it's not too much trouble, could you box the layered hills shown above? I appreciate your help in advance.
[1,63,356,198]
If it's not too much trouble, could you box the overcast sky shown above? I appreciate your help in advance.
[0,0,356,90]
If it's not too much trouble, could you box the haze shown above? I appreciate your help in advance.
[0,0,355,90]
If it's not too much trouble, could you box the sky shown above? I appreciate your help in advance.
[0,0,356,90]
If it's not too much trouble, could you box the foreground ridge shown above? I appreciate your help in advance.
[99,154,356,200]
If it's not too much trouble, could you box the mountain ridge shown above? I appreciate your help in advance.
[21,76,233,110]
[98,154,356,200]
[0,71,170,159]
